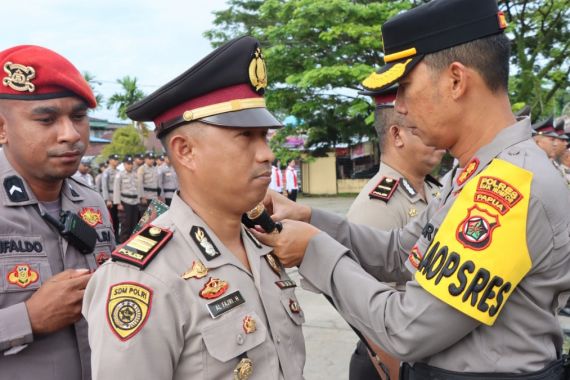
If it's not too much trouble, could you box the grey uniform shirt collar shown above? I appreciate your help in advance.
[379,162,439,203]
[451,117,532,193]
[0,149,85,207]
[163,194,273,272]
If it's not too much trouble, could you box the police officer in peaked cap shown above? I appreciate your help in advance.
[83,36,306,380]
[252,0,570,378]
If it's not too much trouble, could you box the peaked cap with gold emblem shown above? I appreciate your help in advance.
[127,36,282,138]
[362,0,508,92]
[0,45,96,107]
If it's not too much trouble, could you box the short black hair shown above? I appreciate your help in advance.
[422,34,511,93]
[374,107,402,153]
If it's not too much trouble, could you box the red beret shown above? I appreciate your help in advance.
[0,45,96,108]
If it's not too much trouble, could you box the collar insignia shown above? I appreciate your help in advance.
[190,226,221,261]
[248,47,267,93]
[400,178,417,198]
[457,158,480,186]
[3,176,29,202]
[3,62,36,92]
[181,260,208,280]
[265,253,282,276]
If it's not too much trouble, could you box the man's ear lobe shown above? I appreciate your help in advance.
[448,62,468,100]
[169,133,195,170]
[390,125,404,148]
[0,116,7,144]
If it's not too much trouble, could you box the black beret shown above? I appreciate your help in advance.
[126,36,282,138]
[362,0,508,91]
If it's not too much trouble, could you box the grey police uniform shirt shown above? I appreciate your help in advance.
[0,150,115,380]
[101,167,118,202]
[137,164,159,199]
[158,164,178,199]
[299,118,570,373]
[113,170,139,205]
[83,193,306,380]
[346,163,442,284]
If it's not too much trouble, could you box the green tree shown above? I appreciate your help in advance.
[83,71,104,109]
[503,0,570,119]
[101,125,146,158]
[207,0,570,147]
[107,76,145,120]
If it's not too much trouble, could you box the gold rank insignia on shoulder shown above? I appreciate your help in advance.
[248,47,267,93]
[190,226,221,261]
[3,62,36,92]
[111,224,173,269]
[369,176,399,202]
[181,260,208,280]
[234,357,253,380]
[107,282,152,341]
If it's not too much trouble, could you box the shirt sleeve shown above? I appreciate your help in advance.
[83,265,187,380]
[299,232,479,361]
[101,171,109,200]
[113,175,121,205]
[0,302,34,352]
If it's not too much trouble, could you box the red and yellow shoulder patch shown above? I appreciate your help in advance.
[106,282,153,341]
[7,264,39,288]
[79,207,103,227]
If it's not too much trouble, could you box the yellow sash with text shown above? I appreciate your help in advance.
[415,159,532,325]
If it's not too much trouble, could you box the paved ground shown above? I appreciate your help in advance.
[292,195,570,379]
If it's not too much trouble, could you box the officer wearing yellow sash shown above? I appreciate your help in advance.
[252,0,570,378]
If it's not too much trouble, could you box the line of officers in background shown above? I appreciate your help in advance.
[531,115,570,188]
[74,152,178,243]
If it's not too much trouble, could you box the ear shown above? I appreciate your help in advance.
[169,131,197,172]
[448,62,468,100]
[389,125,404,148]
[0,114,7,145]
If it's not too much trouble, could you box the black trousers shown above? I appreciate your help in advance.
[287,189,298,202]
[108,204,119,243]
[119,202,139,243]
[349,340,382,380]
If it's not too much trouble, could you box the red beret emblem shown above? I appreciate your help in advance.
[3,62,36,92]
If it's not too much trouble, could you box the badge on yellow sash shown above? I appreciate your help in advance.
[107,282,153,341]
[415,159,532,325]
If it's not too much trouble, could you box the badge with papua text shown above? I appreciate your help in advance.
[265,253,282,276]
[7,264,39,288]
[111,224,173,269]
[3,62,36,92]
[248,47,267,93]
[369,176,399,202]
[243,315,257,334]
[199,277,229,299]
[207,290,246,318]
[107,282,153,341]
[79,207,103,227]
[190,226,221,261]
[234,357,253,380]
[181,260,208,280]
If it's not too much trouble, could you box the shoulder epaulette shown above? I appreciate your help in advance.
[112,224,173,269]
[369,176,399,202]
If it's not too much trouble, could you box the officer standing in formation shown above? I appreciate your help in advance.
[157,154,178,206]
[133,152,144,172]
[94,162,106,194]
[269,159,283,194]
[254,0,570,378]
[73,157,95,187]
[83,36,305,380]
[531,117,557,159]
[0,45,115,379]
[113,155,140,243]
[102,153,120,239]
[137,151,160,206]
[347,84,444,380]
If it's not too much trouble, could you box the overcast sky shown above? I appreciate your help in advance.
[1,0,229,122]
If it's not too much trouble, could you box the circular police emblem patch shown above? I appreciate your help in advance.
[456,205,500,251]
[107,282,153,341]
